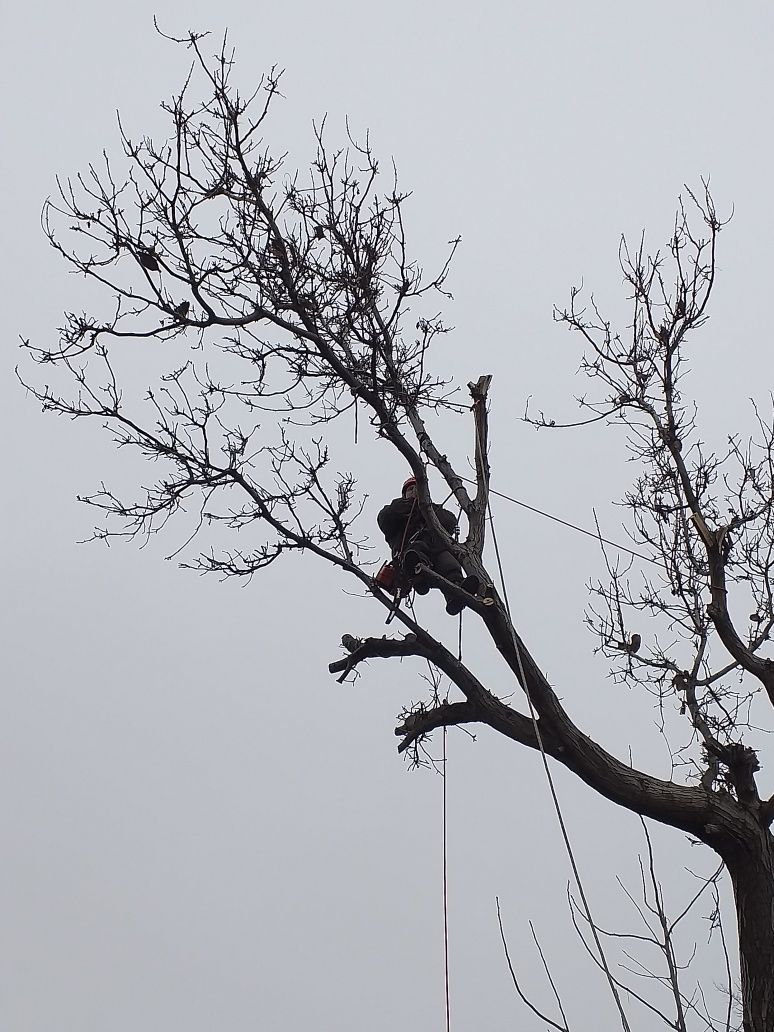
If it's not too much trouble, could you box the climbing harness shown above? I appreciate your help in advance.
[377,494,451,624]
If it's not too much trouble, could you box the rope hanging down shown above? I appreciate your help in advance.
[412,398,634,1029]
[442,724,450,1032]
[488,508,632,1031]
[474,402,633,1032]
[406,590,453,1032]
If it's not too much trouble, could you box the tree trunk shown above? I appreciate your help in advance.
[727,827,774,1032]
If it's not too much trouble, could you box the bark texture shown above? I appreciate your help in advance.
[727,827,774,1032]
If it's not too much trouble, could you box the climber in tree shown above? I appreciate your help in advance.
[377,476,479,615]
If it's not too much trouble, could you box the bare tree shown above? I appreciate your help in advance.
[22,30,774,1032]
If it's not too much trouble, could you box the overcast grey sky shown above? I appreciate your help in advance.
[3,2,773,1029]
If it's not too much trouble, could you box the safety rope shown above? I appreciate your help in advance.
[442,723,450,1032]
[479,434,633,1032]
[459,475,661,569]
[405,455,632,1028]
[397,496,417,559]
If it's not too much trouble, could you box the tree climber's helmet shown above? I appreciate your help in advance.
[402,476,417,497]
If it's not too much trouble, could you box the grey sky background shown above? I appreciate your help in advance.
[3,2,773,1029]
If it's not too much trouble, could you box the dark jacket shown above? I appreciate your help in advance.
[377,497,457,555]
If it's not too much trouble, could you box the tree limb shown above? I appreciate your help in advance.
[394,700,479,753]
[328,632,425,682]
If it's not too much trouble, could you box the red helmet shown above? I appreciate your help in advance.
[402,475,417,497]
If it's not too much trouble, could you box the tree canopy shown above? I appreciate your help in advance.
[25,30,774,1031]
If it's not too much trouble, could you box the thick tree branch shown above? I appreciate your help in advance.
[394,701,479,753]
[477,598,750,850]
[328,632,426,682]
[706,544,774,704]
[760,795,774,829]
[467,374,492,557]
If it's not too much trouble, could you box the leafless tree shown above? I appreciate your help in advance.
[22,29,774,1032]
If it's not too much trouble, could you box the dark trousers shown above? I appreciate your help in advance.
[402,533,464,604]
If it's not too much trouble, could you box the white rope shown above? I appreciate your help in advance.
[473,413,632,1031]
